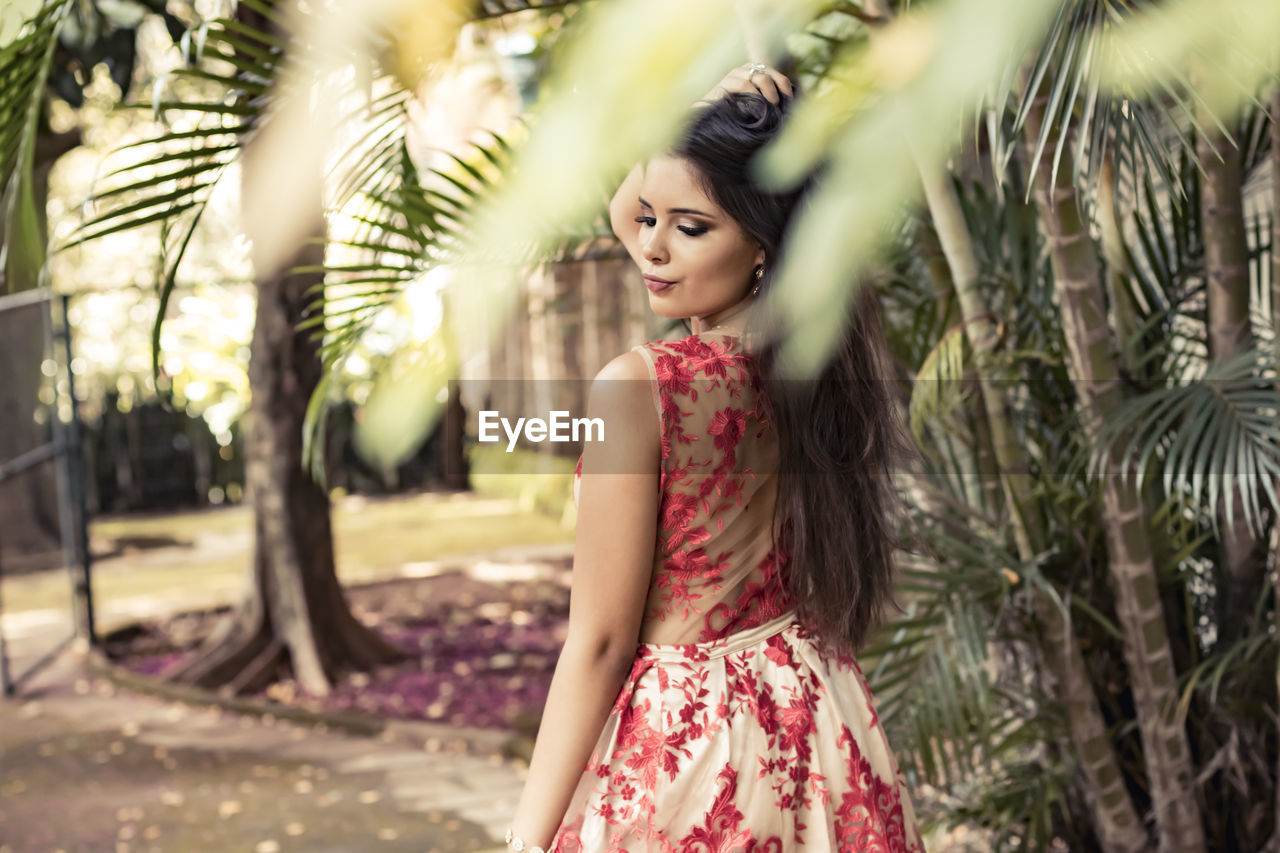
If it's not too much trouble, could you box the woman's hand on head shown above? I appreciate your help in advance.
[609,163,646,268]
[697,62,794,106]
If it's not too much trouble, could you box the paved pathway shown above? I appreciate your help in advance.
[0,541,580,853]
[1,650,522,852]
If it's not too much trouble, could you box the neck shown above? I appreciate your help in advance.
[691,293,755,336]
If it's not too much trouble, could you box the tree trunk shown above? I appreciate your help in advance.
[1273,85,1280,333]
[915,219,1003,515]
[1023,84,1206,853]
[443,378,469,489]
[1264,83,1280,853]
[916,161,1150,853]
[1097,156,1143,382]
[1196,100,1264,647]
[167,0,404,696]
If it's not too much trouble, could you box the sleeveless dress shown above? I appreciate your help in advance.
[553,331,924,852]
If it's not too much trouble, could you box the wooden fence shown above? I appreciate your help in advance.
[457,254,670,461]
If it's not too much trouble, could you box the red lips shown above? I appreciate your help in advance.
[643,275,676,293]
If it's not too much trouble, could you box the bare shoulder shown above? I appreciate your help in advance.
[586,351,653,421]
[584,350,659,459]
[592,349,651,384]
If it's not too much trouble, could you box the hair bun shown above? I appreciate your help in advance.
[724,91,786,135]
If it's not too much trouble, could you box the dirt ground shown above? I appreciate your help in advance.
[0,669,505,853]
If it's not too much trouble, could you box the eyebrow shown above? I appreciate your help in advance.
[637,196,714,218]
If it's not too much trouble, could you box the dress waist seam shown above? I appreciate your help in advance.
[635,611,801,663]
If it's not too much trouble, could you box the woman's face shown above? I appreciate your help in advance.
[634,155,764,322]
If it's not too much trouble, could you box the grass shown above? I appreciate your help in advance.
[467,444,578,526]
[2,489,574,621]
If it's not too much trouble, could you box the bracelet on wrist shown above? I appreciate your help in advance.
[505,827,547,853]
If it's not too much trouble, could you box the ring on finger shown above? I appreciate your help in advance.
[747,62,768,74]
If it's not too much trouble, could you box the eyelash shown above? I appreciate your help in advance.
[634,216,707,237]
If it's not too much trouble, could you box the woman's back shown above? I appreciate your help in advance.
[576,330,796,644]
[559,328,924,850]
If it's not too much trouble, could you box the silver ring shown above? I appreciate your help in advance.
[747,62,768,75]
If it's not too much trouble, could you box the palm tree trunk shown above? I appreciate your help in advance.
[1265,83,1280,853]
[916,161,1149,853]
[1265,518,1280,853]
[1273,85,1280,332]
[1023,85,1206,853]
[167,0,405,696]
[1196,103,1263,646]
[915,219,1003,514]
[1097,156,1143,381]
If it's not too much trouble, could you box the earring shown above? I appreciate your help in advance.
[751,265,763,296]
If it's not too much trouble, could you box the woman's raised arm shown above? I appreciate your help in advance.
[607,64,792,269]
[608,163,646,268]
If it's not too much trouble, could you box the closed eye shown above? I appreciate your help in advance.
[635,216,707,237]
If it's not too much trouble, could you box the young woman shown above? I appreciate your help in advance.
[504,63,924,852]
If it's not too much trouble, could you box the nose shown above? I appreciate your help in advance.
[642,226,668,265]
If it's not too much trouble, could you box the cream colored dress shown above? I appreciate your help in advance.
[555,332,924,852]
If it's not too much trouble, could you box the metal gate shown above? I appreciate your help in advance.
[0,288,94,696]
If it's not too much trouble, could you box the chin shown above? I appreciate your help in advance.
[647,298,685,320]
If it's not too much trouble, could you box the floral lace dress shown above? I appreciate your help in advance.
[553,332,924,852]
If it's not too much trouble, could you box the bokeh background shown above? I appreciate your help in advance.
[1,0,1278,850]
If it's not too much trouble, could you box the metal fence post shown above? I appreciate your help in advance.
[55,293,95,646]
[0,545,12,696]
[48,292,96,645]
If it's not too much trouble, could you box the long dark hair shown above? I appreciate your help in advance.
[675,90,918,654]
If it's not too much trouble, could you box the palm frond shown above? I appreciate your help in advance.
[301,126,513,479]
[908,322,970,446]
[999,0,1201,202]
[868,485,1041,790]
[952,757,1078,852]
[53,6,282,391]
[1086,339,1280,539]
[0,0,73,293]
[473,0,584,19]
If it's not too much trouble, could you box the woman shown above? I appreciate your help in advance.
[504,63,924,852]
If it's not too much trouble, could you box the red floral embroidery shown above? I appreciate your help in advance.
[834,724,916,852]
[677,765,782,852]
[557,334,923,852]
[708,407,745,452]
[654,351,696,398]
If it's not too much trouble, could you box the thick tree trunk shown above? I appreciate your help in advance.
[916,163,1150,853]
[1023,87,1206,853]
[1196,105,1264,646]
[170,180,405,697]
[168,0,404,696]
[1264,84,1280,853]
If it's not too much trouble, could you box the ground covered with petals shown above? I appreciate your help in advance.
[104,563,572,733]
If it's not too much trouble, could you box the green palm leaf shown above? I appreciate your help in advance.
[1000,0,1212,202]
[1087,339,1280,539]
[52,5,279,391]
[1,0,73,293]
